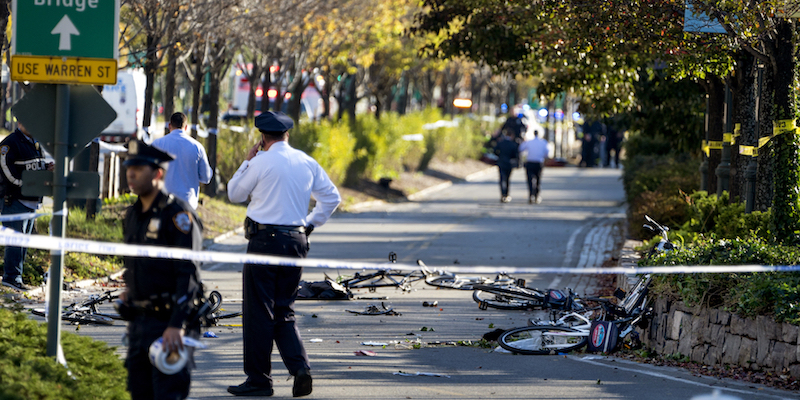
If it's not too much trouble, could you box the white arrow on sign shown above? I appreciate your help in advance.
[51,15,80,51]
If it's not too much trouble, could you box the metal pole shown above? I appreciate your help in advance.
[745,66,762,213]
[716,83,732,196]
[46,84,69,358]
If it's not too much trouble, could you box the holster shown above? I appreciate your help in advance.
[244,217,258,239]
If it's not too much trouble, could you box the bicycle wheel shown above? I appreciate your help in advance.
[498,326,587,355]
[207,290,223,314]
[31,308,115,326]
[63,313,115,326]
[473,289,539,310]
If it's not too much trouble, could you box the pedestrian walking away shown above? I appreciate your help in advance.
[116,140,205,400]
[494,130,519,203]
[151,112,213,209]
[518,130,549,204]
[226,111,341,397]
[0,121,53,291]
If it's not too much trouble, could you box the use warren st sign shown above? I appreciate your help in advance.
[11,0,120,85]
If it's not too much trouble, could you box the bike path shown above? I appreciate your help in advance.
[37,166,797,399]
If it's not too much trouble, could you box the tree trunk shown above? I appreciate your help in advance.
[755,61,775,212]
[163,45,178,131]
[246,64,262,119]
[396,72,410,115]
[705,75,725,195]
[190,53,203,140]
[204,50,227,197]
[730,51,756,203]
[142,35,159,133]
[768,19,799,242]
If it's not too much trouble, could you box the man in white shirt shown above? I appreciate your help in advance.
[151,113,212,209]
[226,111,341,398]
[518,130,549,204]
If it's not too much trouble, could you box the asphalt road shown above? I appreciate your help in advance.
[50,166,797,399]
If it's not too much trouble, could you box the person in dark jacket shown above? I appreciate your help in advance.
[0,122,52,290]
[118,139,204,400]
[494,131,519,203]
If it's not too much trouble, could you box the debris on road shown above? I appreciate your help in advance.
[354,350,377,356]
[346,302,400,316]
[361,341,389,346]
[393,371,451,378]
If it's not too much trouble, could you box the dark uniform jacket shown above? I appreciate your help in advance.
[495,138,519,170]
[0,129,47,202]
[123,190,204,329]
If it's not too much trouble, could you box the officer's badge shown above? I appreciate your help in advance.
[173,212,193,234]
[0,146,8,156]
[146,218,161,239]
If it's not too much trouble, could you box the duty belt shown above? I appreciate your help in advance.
[245,217,305,235]
[255,224,305,233]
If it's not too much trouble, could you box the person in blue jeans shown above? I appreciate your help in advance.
[0,122,52,291]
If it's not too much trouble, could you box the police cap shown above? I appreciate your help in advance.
[254,111,294,133]
[123,139,173,169]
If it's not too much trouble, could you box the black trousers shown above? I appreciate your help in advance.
[242,230,310,387]
[126,317,196,400]
[524,161,543,198]
[498,164,513,197]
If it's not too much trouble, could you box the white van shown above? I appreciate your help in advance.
[99,69,145,143]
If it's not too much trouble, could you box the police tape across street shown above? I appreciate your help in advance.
[0,224,799,276]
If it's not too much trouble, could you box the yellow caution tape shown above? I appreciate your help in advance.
[739,146,758,157]
[723,133,734,143]
[773,119,796,136]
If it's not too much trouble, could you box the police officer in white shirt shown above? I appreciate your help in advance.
[518,130,549,204]
[226,111,341,398]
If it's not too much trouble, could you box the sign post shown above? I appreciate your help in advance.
[10,0,120,360]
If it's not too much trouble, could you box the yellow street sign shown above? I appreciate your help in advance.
[11,55,117,85]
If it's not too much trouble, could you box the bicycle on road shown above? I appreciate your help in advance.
[336,252,426,293]
[418,259,521,290]
[497,274,653,355]
[31,289,123,326]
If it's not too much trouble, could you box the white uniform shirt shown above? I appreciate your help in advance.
[518,137,549,163]
[227,141,341,227]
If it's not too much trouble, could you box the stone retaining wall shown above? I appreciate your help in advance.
[616,240,800,378]
[637,297,800,378]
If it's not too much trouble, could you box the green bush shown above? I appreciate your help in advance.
[641,237,800,324]
[681,191,771,240]
[212,123,261,185]
[212,109,488,187]
[623,153,700,239]
[0,307,129,399]
[304,120,358,185]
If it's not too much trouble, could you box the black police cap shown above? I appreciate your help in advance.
[254,111,294,133]
[123,139,174,169]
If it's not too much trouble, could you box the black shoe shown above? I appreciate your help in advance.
[292,369,312,397]
[2,279,33,291]
[227,381,274,397]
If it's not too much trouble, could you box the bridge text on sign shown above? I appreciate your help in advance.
[33,0,98,12]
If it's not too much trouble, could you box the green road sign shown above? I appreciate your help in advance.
[12,0,120,59]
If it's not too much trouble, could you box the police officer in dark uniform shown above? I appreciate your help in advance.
[0,121,53,290]
[226,111,341,397]
[117,140,204,400]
